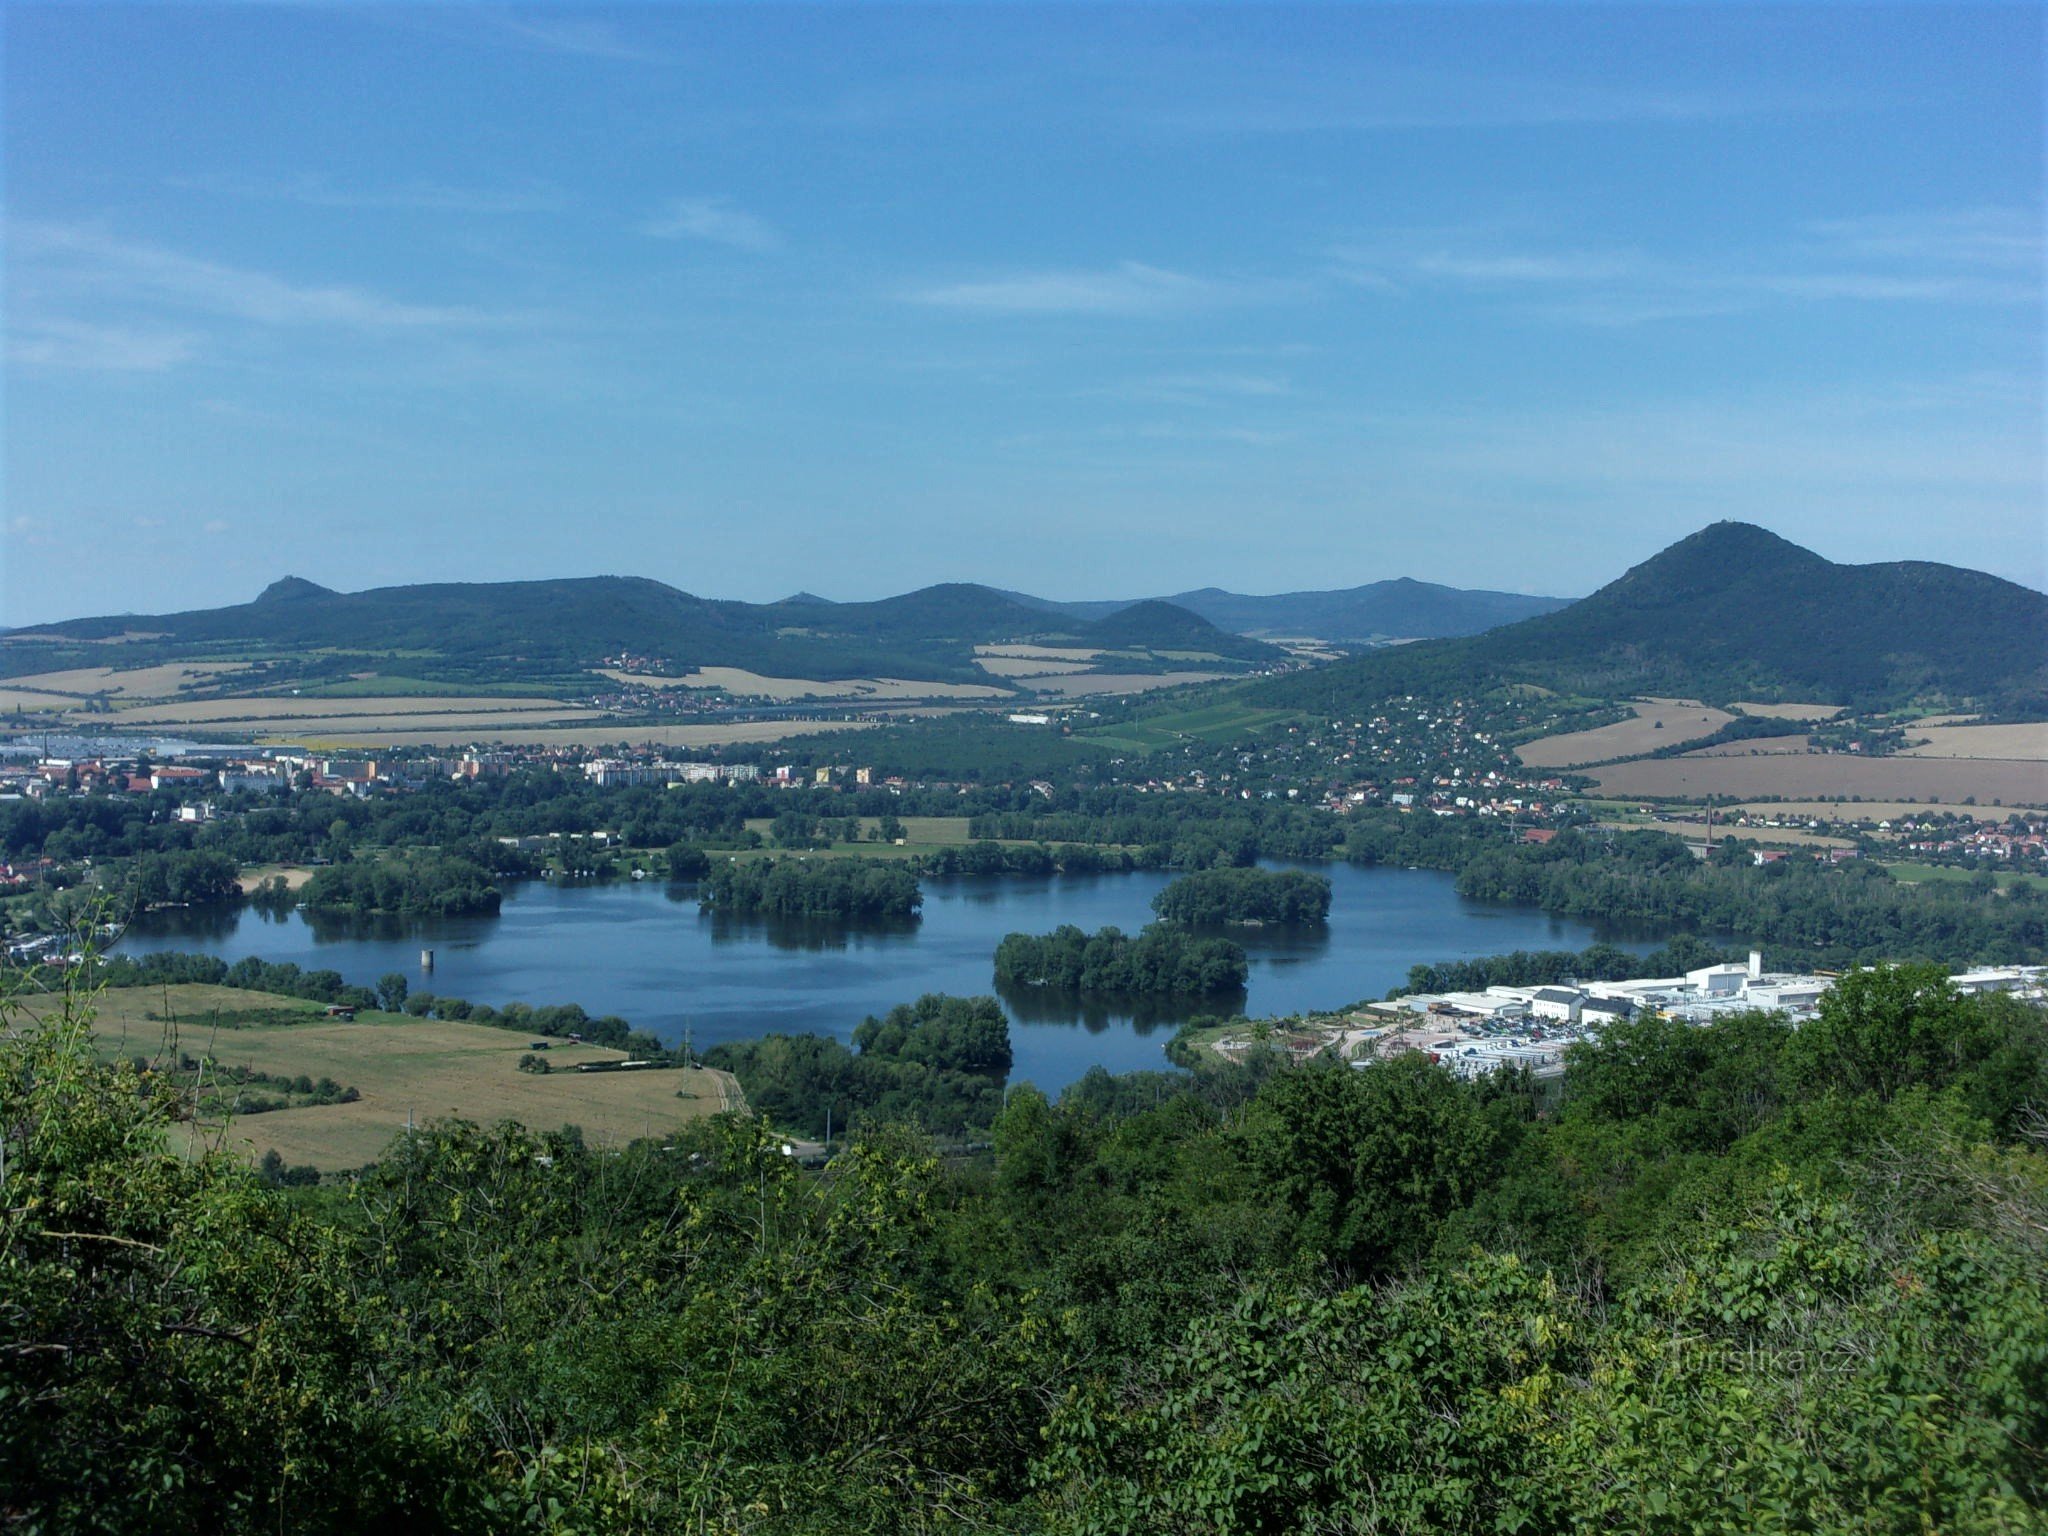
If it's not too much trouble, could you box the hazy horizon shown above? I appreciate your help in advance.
[5,4,2042,626]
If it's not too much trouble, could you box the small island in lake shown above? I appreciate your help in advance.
[1152,867,1333,926]
[994,923,1248,996]
[697,857,923,920]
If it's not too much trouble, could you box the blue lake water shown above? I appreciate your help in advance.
[119,862,1659,1093]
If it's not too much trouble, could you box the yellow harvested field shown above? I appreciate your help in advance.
[974,644,1102,662]
[109,695,588,724]
[1731,701,1842,721]
[1517,701,1736,768]
[1688,735,1813,756]
[56,987,740,1171]
[1589,755,2048,807]
[1900,724,2048,760]
[1598,821,1856,850]
[291,719,882,750]
[602,666,1008,701]
[226,711,599,740]
[4,630,170,646]
[1,661,252,699]
[0,691,76,712]
[1025,671,1232,696]
[973,656,1096,677]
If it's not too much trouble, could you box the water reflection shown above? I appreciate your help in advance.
[701,909,921,953]
[994,980,1243,1035]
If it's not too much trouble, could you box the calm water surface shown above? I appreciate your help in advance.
[121,863,1654,1093]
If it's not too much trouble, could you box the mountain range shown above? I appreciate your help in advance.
[2,576,1284,687]
[2,570,1566,688]
[999,579,1569,641]
[1253,522,2048,716]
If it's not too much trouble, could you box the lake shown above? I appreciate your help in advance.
[120,862,1657,1093]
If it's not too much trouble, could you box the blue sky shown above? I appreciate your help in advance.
[5,3,2042,625]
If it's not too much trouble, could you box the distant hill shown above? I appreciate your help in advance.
[999,579,1568,641]
[255,576,337,604]
[5,576,1277,686]
[1253,522,2048,715]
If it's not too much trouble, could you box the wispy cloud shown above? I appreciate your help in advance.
[8,318,199,373]
[1412,251,1641,284]
[473,13,665,63]
[1802,207,2042,269]
[908,262,1241,317]
[1132,56,1846,136]
[1335,207,2042,325]
[1089,371,1293,405]
[17,222,507,331]
[168,172,565,215]
[643,197,782,253]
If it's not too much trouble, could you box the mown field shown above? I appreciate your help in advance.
[1880,861,2048,892]
[1589,754,2048,807]
[32,984,738,1171]
[1729,701,1842,720]
[1516,700,1735,768]
[1082,701,1301,752]
[602,667,1011,701]
[732,815,984,861]
[1901,723,2048,760]
[292,718,885,750]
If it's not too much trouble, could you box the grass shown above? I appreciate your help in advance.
[1878,862,2048,892]
[1082,702,1302,753]
[741,815,973,849]
[36,983,740,1171]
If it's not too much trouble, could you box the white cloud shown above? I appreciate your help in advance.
[1803,208,2042,269]
[1090,371,1293,405]
[476,13,666,62]
[7,319,198,373]
[16,222,505,331]
[643,197,782,253]
[908,262,1235,316]
[1412,251,1640,284]
[168,173,565,215]
[1337,209,2043,325]
[202,520,231,536]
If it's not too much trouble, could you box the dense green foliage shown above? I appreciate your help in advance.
[703,993,1011,1137]
[299,853,502,915]
[1456,827,2047,967]
[123,848,242,909]
[993,923,1249,995]
[696,857,922,919]
[1018,575,1568,641]
[971,797,1345,865]
[1152,866,1332,925]
[1256,521,2048,714]
[8,574,1273,688]
[7,962,2046,1532]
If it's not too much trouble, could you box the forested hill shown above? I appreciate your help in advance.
[5,576,1277,683]
[1253,522,2048,714]
[1001,577,1569,641]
